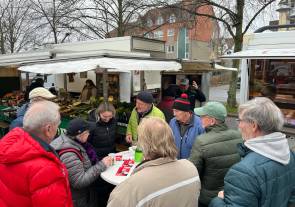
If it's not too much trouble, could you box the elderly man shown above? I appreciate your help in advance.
[169,93,204,159]
[189,102,242,207]
[126,91,165,144]
[209,97,295,207]
[0,101,73,207]
[9,87,56,130]
[179,78,206,110]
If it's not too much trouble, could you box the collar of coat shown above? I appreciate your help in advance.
[132,157,176,175]
[205,122,228,133]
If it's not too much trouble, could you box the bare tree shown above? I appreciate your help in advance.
[29,0,83,44]
[154,0,277,107]
[73,0,152,38]
[0,0,37,54]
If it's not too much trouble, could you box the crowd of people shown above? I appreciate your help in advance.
[0,77,294,207]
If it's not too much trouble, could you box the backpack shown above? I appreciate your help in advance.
[58,148,84,161]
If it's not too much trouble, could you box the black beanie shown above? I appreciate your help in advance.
[173,93,191,112]
[137,91,153,104]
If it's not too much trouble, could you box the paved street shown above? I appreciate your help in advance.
[208,84,240,129]
[209,84,240,104]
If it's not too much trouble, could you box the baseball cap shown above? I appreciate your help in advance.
[180,78,189,86]
[66,118,94,136]
[194,102,227,121]
[29,87,56,99]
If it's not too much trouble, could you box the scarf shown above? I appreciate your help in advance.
[76,140,98,165]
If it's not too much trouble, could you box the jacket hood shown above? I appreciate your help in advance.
[0,128,54,164]
[245,132,290,165]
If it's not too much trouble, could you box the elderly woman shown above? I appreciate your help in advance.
[51,118,112,207]
[87,101,117,159]
[107,117,201,207]
[209,97,295,207]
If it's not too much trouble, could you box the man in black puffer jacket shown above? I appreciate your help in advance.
[189,102,242,207]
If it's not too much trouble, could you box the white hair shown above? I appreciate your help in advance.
[238,97,284,134]
[23,101,60,133]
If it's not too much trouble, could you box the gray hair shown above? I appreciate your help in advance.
[238,97,284,134]
[96,101,116,116]
[23,101,60,133]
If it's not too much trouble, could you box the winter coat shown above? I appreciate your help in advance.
[182,87,206,110]
[107,158,201,207]
[209,132,295,207]
[9,103,29,130]
[51,135,106,207]
[126,105,165,141]
[80,86,97,102]
[87,110,117,159]
[0,128,73,207]
[169,115,205,159]
[50,134,107,207]
[157,96,175,123]
[189,123,242,205]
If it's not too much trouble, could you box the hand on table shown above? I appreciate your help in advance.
[218,191,224,199]
[125,134,132,143]
[102,156,113,167]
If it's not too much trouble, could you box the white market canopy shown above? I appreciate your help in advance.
[18,56,181,74]
[221,48,295,59]
[214,63,237,71]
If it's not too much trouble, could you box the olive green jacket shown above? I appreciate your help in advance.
[126,105,165,141]
[189,123,242,206]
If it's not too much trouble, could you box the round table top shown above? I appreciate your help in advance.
[100,150,137,186]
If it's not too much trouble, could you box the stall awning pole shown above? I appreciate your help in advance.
[103,69,108,101]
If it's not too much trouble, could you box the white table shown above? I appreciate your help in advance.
[101,150,137,185]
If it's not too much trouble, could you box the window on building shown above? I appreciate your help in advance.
[154,30,163,39]
[166,45,175,53]
[185,29,189,59]
[144,32,154,39]
[156,16,164,25]
[168,14,176,23]
[167,29,174,37]
[147,18,153,27]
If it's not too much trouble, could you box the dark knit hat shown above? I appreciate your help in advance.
[173,93,191,112]
[137,91,154,104]
[66,118,94,137]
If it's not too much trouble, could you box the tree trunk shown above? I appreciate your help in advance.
[117,0,124,37]
[227,0,244,107]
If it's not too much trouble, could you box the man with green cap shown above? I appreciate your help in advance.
[189,101,242,207]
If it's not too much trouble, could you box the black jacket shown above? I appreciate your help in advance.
[87,110,117,160]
